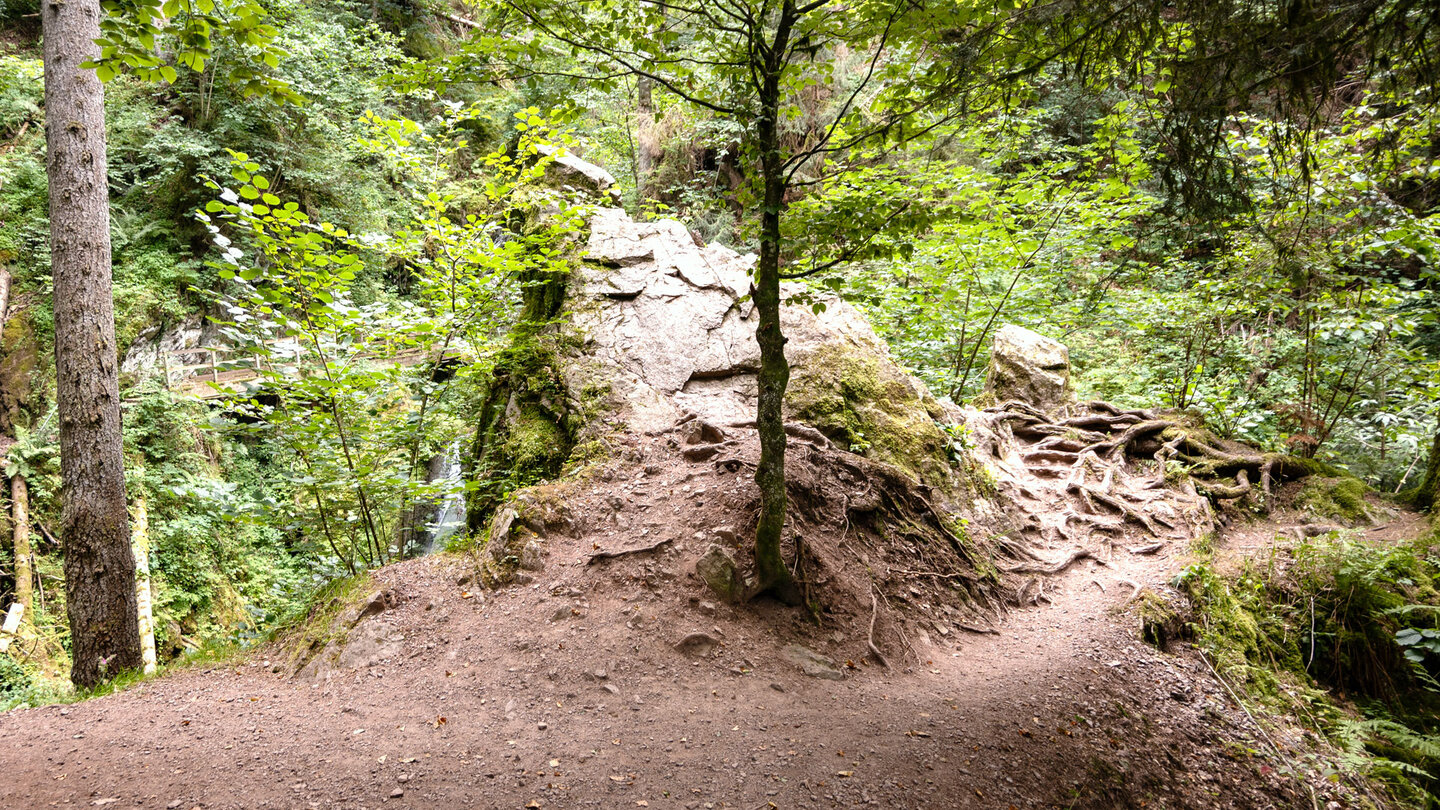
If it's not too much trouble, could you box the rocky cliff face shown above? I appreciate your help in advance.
[562,207,955,482]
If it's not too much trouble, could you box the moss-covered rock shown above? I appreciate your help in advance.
[470,482,578,588]
[464,333,579,534]
[1297,475,1373,525]
[787,342,952,487]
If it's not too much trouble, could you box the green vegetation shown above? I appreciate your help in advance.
[0,5,1436,801]
[1178,532,1440,805]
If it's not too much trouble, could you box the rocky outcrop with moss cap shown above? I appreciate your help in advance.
[565,207,961,487]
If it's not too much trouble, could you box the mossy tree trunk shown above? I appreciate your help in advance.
[1415,429,1439,512]
[750,0,801,606]
[10,475,31,616]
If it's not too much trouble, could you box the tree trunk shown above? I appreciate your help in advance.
[130,483,158,675]
[11,475,31,617]
[0,267,10,327]
[42,0,143,688]
[635,75,659,196]
[750,1,800,605]
[1415,429,1439,513]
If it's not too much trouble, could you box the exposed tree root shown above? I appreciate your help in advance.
[999,547,1104,575]
[866,587,889,669]
[587,536,673,564]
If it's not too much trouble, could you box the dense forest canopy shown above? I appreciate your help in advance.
[0,0,1438,803]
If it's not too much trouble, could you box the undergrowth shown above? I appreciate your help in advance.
[1176,523,1440,807]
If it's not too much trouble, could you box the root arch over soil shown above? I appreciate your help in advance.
[969,400,1326,584]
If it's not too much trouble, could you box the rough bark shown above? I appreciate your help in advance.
[750,0,801,605]
[11,475,31,616]
[42,0,143,687]
[1414,429,1439,512]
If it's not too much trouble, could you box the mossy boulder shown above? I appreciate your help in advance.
[1297,475,1374,525]
[464,333,589,535]
[787,342,953,486]
[472,483,578,587]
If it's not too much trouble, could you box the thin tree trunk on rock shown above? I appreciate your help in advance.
[42,0,142,688]
[750,1,801,606]
[11,475,31,617]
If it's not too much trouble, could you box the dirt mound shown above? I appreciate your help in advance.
[463,206,1006,657]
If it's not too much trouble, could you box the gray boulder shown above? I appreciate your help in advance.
[985,324,1073,412]
[566,208,956,484]
[538,145,621,204]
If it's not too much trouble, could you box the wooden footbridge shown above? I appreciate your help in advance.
[162,342,464,400]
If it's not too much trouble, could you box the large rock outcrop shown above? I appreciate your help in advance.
[566,208,955,481]
[468,204,977,586]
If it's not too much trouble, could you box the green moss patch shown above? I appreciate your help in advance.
[1297,475,1373,525]
[787,343,952,486]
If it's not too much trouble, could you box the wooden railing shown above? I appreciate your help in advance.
[163,342,463,400]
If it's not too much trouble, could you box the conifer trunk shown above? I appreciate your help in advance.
[42,0,143,688]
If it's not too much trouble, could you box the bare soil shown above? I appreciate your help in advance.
[0,425,1412,809]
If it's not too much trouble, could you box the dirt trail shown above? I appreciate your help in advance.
[2,419,1377,810]
[0,548,1302,810]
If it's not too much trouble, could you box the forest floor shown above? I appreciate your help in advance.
[0,429,1421,810]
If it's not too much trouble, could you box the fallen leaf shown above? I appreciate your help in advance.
[460,591,474,599]
[837,771,854,778]
[609,775,627,783]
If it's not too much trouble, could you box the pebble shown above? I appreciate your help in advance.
[390,787,404,798]
[538,721,549,730]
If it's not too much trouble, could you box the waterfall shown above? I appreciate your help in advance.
[420,440,467,554]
